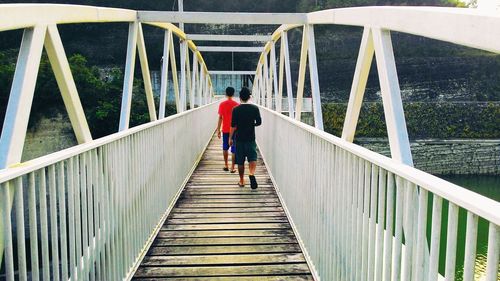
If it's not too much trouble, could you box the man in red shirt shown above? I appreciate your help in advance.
[217,87,239,172]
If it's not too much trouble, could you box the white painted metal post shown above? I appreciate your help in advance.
[191,52,198,107]
[180,40,187,111]
[0,25,46,267]
[306,25,324,130]
[159,30,172,119]
[270,42,280,112]
[44,24,93,143]
[119,22,139,131]
[341,27,374,141]
[0,26,46,168]
[282,31,295,119]
[259,67,265,106]
[372,28,413,165]
[278,38,285,114]
[198,66,205,106]
[136,23,157,121]
[169,33,181,112]
[178,0,184,31]
[204,74,209,104]
[263,54,271,108]
[295,25,309,122]
[186,49,192,109]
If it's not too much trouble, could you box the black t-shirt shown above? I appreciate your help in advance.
[231,103,262,142]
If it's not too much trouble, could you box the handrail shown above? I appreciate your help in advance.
[0,4,136,32]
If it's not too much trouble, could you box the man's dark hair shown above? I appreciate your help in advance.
[239,87,251,101]
[225,87,235,97]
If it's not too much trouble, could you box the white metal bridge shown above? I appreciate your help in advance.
[0,4,499,281]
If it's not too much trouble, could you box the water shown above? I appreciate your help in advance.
[438,175,500,280]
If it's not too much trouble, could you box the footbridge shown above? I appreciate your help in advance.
[0,4,499,281]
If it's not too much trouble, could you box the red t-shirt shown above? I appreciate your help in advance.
[218,99,239,133]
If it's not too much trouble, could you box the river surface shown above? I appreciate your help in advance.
[438,175,500,280]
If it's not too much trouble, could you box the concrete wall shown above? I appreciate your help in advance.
[22,114,77,162]
[357,138,500,175]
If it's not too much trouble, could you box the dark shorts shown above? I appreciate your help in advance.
[235,141,257,165]
[222,133,236,153]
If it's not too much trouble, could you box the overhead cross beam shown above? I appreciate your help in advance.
[187,34,271,42]
[197,46,264,53]
[209,71,255,75]
[138,11,307,25]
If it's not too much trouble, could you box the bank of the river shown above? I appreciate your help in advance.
[358,138,500,175]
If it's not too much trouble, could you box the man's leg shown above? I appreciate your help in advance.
[223,150,229,169]
[231,153,236,172]
[247,141,258,189]
[222,133,230,170]
[249,161,257,175]
[230,140,236,172]
[238,164,245,185]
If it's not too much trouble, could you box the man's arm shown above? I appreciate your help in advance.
[216,115,223,138]
[229,108,238,146]
[229,126,236,146]
[254,107,262,127]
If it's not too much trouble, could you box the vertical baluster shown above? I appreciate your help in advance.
[333,147,341,280]
[445,202,459,281]
[67,158,77,280]
[428,195,443,281]
[367,164,379,281]
[86,152,95,281]
[92,150,101,280]
[39,169,50,280]
[391,176,405,281]
[48,165,60,281]
[57,161,68,281]
[28,172,40,281]
[415,188,428,281]
[14,178,27,280]
[74,156,83,279]
[349,155,358,279]
[484,224,499,281]
[374,168,386,281]
[1,182,15,281]
[462,212,478,281]
[383,172,395,280]
[361,161,371,281]
[80,153,89,280]
[355,159,364,281]
[401,182,416,281]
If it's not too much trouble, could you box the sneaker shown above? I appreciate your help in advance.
[249,175,258,189]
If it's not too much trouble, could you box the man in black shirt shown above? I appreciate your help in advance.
[229,87,262,189]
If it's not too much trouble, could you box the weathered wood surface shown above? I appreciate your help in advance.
[133,136,313,280]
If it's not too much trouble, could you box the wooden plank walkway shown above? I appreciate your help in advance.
[133,136,313,280]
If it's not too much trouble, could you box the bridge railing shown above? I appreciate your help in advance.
[0,102,218,280]
[257,107,500,281]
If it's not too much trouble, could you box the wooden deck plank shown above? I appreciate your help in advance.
[134,263,310,277]
[166,217,288,224]
[153,236,297,246]
[140,253,306,266]
[169,212,286,218]
[171,207,284,213]
[134,136,312,279]
[156,229,295,238]
[147,244,302,255]
[134,275,313,280]
[162,223,291,230]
